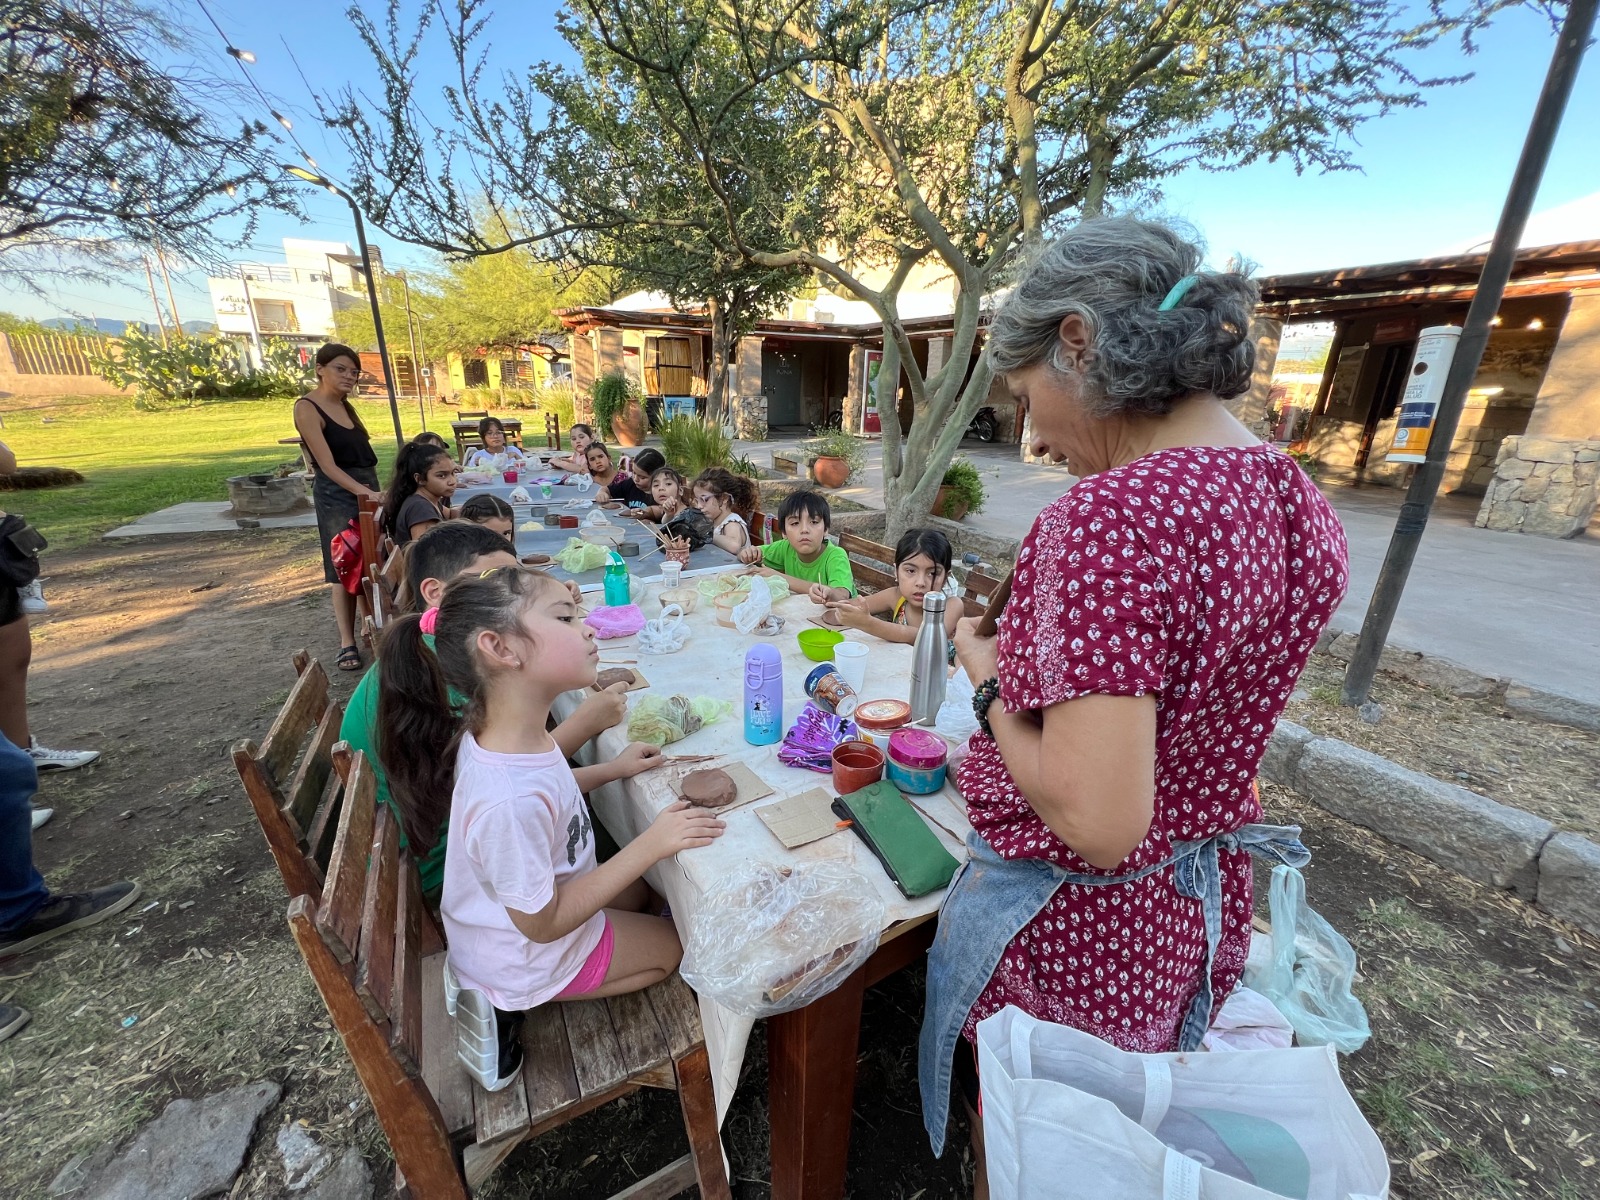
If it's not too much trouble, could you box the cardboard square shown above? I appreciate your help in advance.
[667,760,774,813]
[591,668,650,693]
[756,788,844,849]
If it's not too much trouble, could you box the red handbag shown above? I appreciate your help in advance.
[329,518,365,596]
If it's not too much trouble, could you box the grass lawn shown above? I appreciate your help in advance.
[0,394,454,550]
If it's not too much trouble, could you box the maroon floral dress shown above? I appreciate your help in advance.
[956,445,1348,1052]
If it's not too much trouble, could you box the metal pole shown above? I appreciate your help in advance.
[154,243,183,333]
[238,270,264,367]
[400,272,426,432]
[142,257,169,347]
[346,199,405,449]
[1341,0,1598,706]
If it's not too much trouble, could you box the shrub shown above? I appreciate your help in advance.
[659,416,732,478]
[589,371,636,441]
[801,428,867,480]
[88,325,311,406]
[539,382,577,431]
[936,457,986,518]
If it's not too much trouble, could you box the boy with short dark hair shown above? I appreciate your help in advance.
[738,489,856,595]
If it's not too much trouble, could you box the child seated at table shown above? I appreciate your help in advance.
[413,431,450,451]
[380,565,726,1090]
[692,467,757,555]
[341,521,630,901]
[593,445,664,509]
[463,417,529,473]
[382,441,461,546]
[460,494,515,543]
[738,489,856,596]
[816,528,961,649]
[549,422,597,475]
[636,466,688,522]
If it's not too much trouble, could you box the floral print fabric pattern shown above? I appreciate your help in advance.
[956,444,1348,1052]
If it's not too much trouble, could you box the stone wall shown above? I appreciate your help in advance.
[731,336,766,439]
[1475,435,1600,538]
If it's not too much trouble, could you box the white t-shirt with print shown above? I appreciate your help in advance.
[441,732,605,1010]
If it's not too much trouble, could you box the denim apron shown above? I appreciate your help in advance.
[919,823,1311,1155]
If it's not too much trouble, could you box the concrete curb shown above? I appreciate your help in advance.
[1262,722,1600,937]
[1315,629,1600,733]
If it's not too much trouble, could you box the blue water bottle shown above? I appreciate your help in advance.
[602,549,630,607]
[744,644,783,745]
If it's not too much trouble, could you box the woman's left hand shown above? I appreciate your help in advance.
[953,615,999,684]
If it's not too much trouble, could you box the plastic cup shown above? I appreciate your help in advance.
[503,469,519,484]
[834,642,868,693]
[831,740,885,795]
[540,482,553,500]
[660,560,683,587]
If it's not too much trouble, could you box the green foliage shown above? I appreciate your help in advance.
[1288,448,1320,477]
[937,457,985,517]
[659,416,733,479]
[0,311,52,336]
[87,326,310,406]
[729,452,761,479]
[802,429,867,479]
[539,382,577,431]
[589,371,637,441]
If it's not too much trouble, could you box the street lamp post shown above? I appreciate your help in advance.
[283,165,405,450]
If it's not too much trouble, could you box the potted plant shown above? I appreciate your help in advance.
[591,371,646,446]
[933,458,985,521]
[802,428,866,489]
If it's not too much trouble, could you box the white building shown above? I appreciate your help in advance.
[207,237,383,351]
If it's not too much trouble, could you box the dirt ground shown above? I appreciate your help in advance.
[0,528,1596,1198]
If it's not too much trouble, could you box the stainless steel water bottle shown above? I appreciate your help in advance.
[909,591,948,726]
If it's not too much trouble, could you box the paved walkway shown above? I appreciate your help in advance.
[734,434,1600,705]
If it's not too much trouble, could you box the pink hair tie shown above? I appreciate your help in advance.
[419,606,440,635]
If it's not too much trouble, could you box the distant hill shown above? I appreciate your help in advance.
[39,317,218,336]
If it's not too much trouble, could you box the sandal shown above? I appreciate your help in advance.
[336,645,363,672]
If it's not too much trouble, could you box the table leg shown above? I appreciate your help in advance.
[766,961,867,1200]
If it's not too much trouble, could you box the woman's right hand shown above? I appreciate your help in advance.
[362,488,385,505]
[643,800,726,860]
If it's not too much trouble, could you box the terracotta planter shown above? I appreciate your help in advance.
[612,403,646,447]
[932,484,970,522]
[811,455,851,489]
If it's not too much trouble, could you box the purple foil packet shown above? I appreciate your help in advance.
[778,703,861,772]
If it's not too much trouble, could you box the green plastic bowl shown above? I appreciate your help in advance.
[797,628,844,662]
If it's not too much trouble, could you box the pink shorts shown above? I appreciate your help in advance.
[554,917,614,998]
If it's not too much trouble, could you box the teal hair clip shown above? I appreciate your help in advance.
[1158,274,1199,311]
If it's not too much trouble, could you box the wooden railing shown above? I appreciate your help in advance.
[4,332,111,376]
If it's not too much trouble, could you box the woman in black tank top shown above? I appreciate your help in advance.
[294,344,381,672]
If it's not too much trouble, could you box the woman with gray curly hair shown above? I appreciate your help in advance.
[919,217,1350,1188]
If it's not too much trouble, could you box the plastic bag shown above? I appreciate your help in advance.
[1243,864,1371,1054]
[732,578,773,633]
[936,668,979,742]
[507,486,532,503]
[661,507,713,550]
[697,572,789,605]
[680,861,885,1016]
[627,693,734,746]
[778,703,860,772]
[556,537,610,574]
[584,603,645,639]
[638,604,689,654]
[1202,986,1295,1053]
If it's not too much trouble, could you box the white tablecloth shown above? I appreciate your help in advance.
[553,581,972,1122]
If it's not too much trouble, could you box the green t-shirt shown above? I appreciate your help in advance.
[338,633,466,899]
[760,538,856,595]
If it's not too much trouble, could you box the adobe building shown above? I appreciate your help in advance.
[1246,240,1600,536]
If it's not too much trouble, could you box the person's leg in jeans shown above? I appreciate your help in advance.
[0,729,47,932]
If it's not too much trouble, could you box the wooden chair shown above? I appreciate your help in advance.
[231,655,348,902]
[290,752,733,1199]
[960,567,1006,619]
[836,531,896,594]
[366,541,407,635]
[543,412,562,452]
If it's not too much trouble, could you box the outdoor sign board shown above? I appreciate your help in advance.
[1386,325,1462,464]
[862,349,883,434]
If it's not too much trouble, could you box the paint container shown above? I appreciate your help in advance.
[559,514,580,529]
[885,728,949,795]
[854,698,911,733]
[831,740,885,795]
[617,541,641,557]
[804,663,859,718]
[544,513,562,527]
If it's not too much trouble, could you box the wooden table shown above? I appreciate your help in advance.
[551,589,970,1200]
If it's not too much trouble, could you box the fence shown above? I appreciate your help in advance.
[5,332,110,376]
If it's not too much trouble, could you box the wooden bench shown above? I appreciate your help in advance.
[366,541,406,633]
[543,412,562,451]
[291,751,733,1199]
[836,531,896,594]
[960,566,1006,619]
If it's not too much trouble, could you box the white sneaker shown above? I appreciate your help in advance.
[30,805,52,830]
[17,580,47,614]
[27,739,99,772]
[443,960,523,1091]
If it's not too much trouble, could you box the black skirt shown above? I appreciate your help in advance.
[312,467,380,584]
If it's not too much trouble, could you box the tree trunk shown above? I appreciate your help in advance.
[706,294,730,427]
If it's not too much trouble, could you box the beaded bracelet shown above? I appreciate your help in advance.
[972,676,1002,738]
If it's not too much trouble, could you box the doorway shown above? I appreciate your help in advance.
[761,345,804,428]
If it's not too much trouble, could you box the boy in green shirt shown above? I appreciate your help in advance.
[339,521,634,898]
[738,489,856,596]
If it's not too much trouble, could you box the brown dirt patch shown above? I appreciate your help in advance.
[1286,655,1600,839]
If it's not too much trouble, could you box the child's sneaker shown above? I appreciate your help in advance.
[442,959,524,1091]
[27,739,99,772]
[17,580,47,614]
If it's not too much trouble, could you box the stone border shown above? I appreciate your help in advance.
[1263,720,1600,937]
[1316,628,1600,733]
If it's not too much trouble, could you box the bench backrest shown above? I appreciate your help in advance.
[366,540,406,631]
[836,531,896,593]
[231,656,348,901]
[286,750,465,1198]
[544,412,562,450]
[960,567,1006,619]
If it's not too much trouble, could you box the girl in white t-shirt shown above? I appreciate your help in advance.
[379,565,726,1089]
[692,467,759,556]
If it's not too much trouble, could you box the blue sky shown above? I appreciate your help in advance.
[4,2,1596,325]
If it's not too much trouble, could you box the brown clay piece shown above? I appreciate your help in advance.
[594,667,636,691]
[681,767,736,808]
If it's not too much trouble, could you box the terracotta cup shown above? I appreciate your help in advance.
[831,739,885,796]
